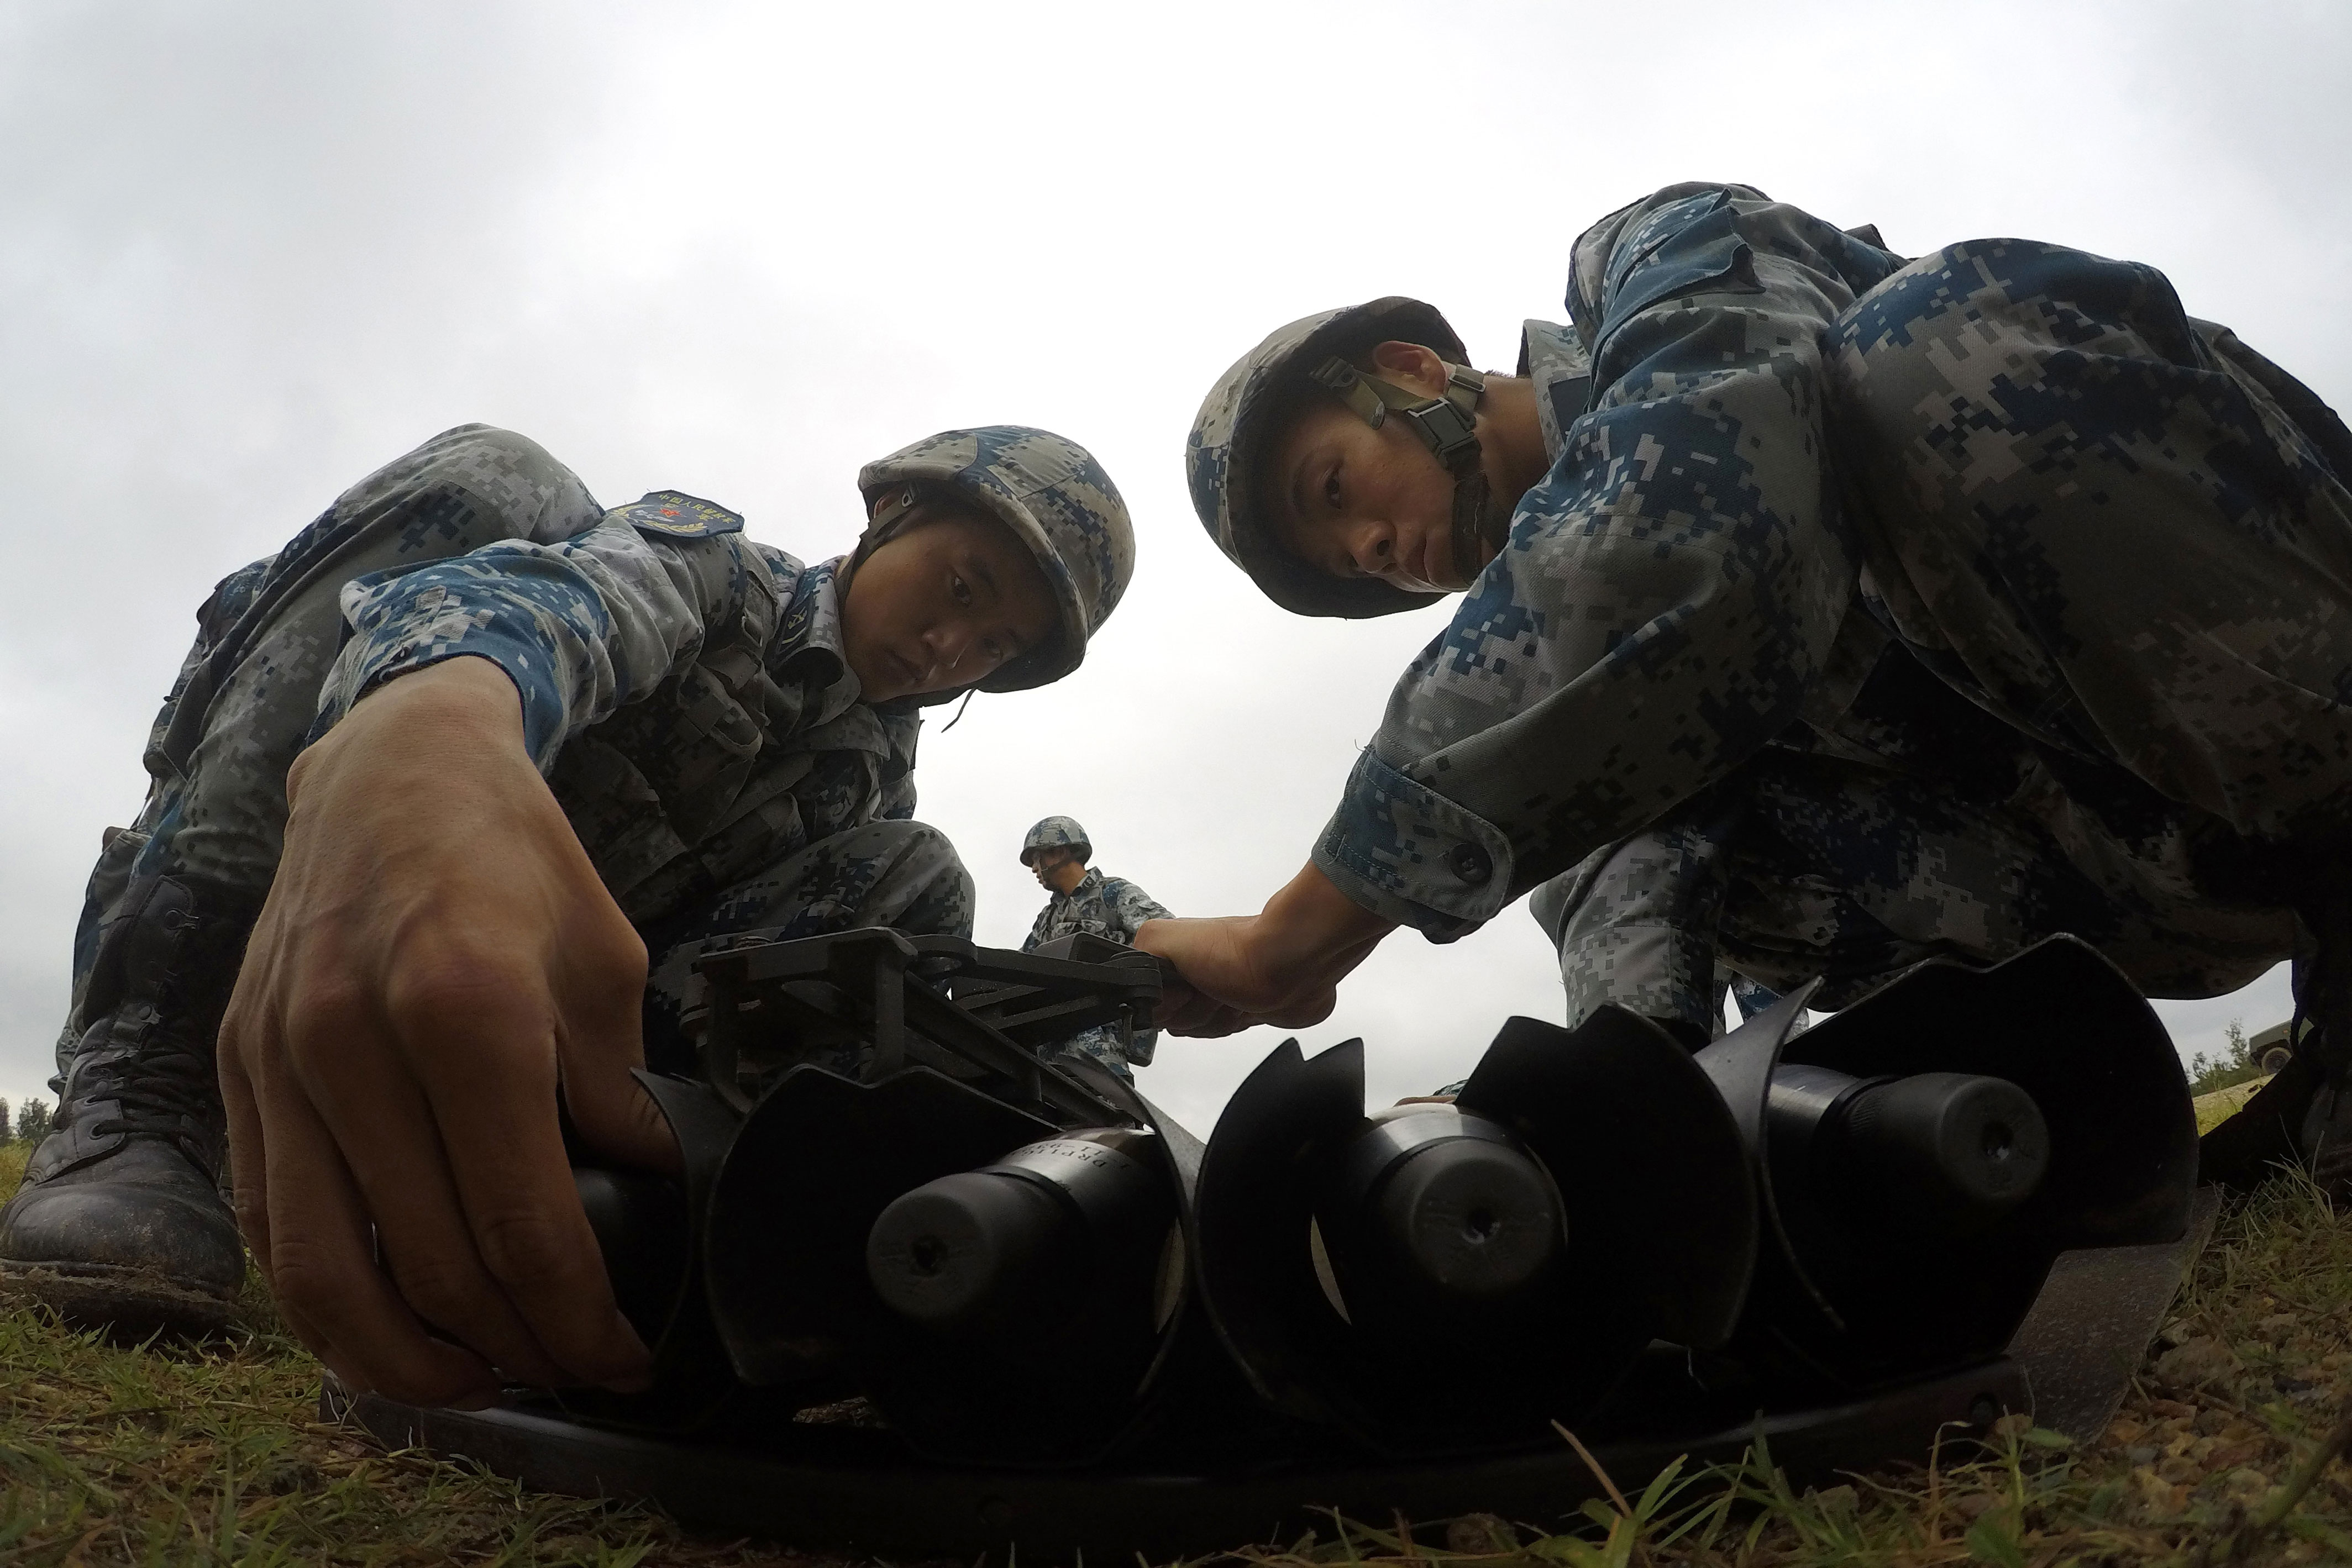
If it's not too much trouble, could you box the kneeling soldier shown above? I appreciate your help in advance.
[2,423,1134,1416]
[1148,180,2352,1187]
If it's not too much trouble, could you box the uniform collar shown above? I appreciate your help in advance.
[1053,866,1105,902]
[772,556,866,724]
[1515,318,1595,464]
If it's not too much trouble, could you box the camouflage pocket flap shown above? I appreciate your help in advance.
[795,703,894,758]
[672,664,766,759]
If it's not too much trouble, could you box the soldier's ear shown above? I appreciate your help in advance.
[1364,340,1451,397]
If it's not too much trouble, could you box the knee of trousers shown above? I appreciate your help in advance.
[358,423,598,543]
[1824,241,2199,424]
[855,819,975,933]
[407,422,564,477]
[1527,870,1579,948]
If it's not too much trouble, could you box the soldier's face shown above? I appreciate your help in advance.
[1263,340,1472,593]
[1029,847,1084,891]
[842,506,1057,703]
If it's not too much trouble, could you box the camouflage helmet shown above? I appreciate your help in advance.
[1020,815,1091,866]
[857,426,1135,693]
[1186,296,1491,620]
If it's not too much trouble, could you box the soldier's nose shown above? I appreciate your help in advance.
[1347,523,1396,577]
[916,623,960,671]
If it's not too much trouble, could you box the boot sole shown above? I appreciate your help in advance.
[0,1260,238,1339]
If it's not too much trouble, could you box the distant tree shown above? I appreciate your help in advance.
[2187,1018,2264,1096]
[0,1097,11,1145]
[14,1097,50,1144]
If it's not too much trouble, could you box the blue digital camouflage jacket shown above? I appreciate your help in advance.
[313,496,921,924]
[1313,183,1915,938]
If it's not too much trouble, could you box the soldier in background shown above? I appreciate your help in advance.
[0,422,1135,1414]
[1147,180,2352,1190]
[1020,816,1171,1080]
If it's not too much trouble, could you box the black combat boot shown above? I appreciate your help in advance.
[0,874,261,1334]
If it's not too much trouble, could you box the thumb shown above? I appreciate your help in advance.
[552,917,678,1175]
[1152,969,1200,1027]
[558,1008,681,1177]
[568,1070,682,1177]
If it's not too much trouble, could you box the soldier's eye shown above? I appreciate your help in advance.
[950,573,973,606]
[1324,466,1342,511]
[982,635,1005,664]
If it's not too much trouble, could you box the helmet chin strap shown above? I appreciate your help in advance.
[1309,356,1507,584]
[853,483,926,569]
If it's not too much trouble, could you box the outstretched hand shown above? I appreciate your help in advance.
[1135,862,1395,1037]
[217,656,678,1409]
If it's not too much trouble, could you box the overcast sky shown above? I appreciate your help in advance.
[2,1,2345,1135]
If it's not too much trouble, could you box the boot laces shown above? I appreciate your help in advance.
[87,1042,218,1143]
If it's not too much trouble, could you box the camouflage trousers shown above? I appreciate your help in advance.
[1539,240,2348,1035]
[57,425,973,1081]
[1534,747,2301,1034]
[1049,1024,1151,1082]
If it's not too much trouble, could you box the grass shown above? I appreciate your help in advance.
[2197,1076,2275,1132]
[0,1143,815,1567]
[1,1090,2348,1566]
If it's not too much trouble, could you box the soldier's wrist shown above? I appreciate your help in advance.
[1254,862,1395,993]
[354,656,527,740]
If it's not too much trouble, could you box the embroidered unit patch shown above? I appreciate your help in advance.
[619,490,746,538]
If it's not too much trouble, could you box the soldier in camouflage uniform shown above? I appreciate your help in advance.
[1017,815,1172,1078]
[0,422,1135,1389]
[1149,181,2352,1181]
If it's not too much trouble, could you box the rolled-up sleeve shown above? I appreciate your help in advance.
[1314,184,1901,937]
[313,517,762,771]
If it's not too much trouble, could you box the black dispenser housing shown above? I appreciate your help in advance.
[1699,935,2198,1391]
[1191,1007,1757,1453]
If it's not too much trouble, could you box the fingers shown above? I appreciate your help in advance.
[301,1027,576,1392]
[221,924,356,1390]
[1174,1006,1258,1039]
[255,1012,503,1407]
[1157,978,1272,1039]
[1161,987,1233,1035]
[394,962,653,1392]
[217,983,274,1292]
[1252,985,1340,1030]
[245,918,648,1399]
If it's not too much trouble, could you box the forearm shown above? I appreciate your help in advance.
[1135,861,1395,1034]
[1257,859,1394,981]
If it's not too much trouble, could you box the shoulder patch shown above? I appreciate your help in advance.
[618,490,745,539]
